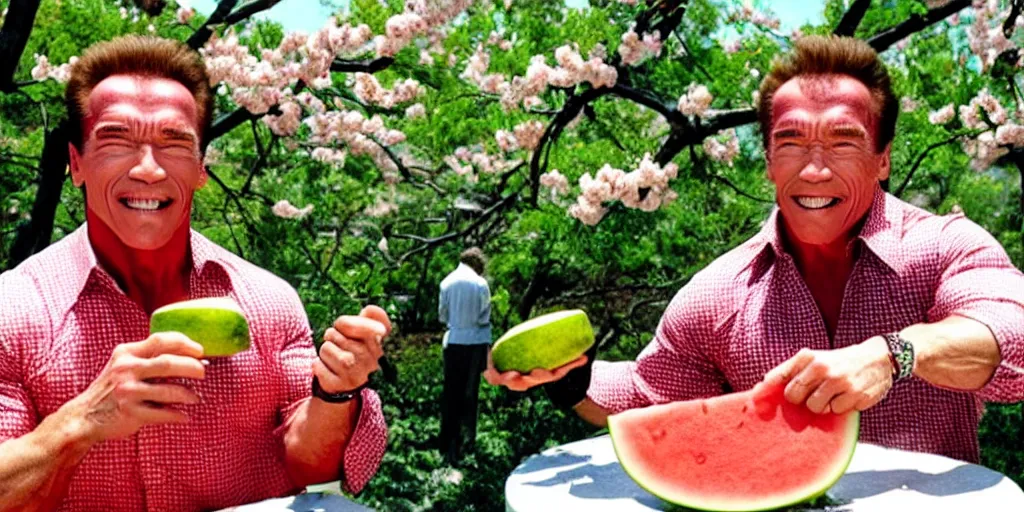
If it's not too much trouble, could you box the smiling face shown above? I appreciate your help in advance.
[767,75,891,247]
[69,74,207,250]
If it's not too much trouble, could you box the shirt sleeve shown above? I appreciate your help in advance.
[0,273,41,443]
[276,291,386,494]
[928,215,1024,402]
[0,334,36,443]
[478,283,491,329]
[438,283,449,325]
[588,285,729,414]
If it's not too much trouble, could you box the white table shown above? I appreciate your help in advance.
[215,492,373,511]
[505,435,1024,511]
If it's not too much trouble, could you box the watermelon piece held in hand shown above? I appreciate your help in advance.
[150,297,251,357]
[608,382,859,512]
[491,309,594,373]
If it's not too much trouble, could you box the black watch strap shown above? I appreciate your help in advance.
[312,376,368,404]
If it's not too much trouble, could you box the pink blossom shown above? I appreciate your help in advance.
[513,120,544,151]
[495,130,519,153]
[618,30,662,66]
[405,103,427,119]
[540,169,570,196]
[310,147,347,167]
[176,7,195,24]
[678,83,713,117]
[928,104,956,125]
[703,129,740,165]
[272,200,314,219]
[900,97,920,113]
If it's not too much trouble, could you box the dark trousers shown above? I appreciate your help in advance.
[439,343,489,464]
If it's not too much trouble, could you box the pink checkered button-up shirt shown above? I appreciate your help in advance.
[590,189,1024,463]
[0,225,387,511]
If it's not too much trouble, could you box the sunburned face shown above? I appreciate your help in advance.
[69,74,206,250]
[767,75,890,246]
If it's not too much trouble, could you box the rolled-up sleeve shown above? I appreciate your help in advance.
[0,334,35,443]
[276,293,386,494]
[0,274,41,443]
[589,285,728,414]
[928,216,1024,402]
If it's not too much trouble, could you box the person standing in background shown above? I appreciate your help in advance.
[438,247,492,465]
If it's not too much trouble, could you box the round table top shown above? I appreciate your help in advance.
[215,492,373,512]
[505,435,1024,511]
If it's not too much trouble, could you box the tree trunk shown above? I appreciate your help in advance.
[8,122,69,269]
[0,0,42,92]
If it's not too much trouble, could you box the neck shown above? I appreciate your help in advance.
[86,209,192,314]
[781,225,855,274]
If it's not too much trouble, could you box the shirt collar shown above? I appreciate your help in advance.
[60,223,223,312]
[754,187,906,277]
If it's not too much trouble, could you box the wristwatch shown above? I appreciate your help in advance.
[312,376,368,404]
[883,332,915,382]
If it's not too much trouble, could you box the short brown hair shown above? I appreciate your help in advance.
[459,247,486,274]
[65,35,213,152]
[757,35,897,153]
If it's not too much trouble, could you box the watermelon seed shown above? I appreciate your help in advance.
[737,420,744,429]
[701,402,709,414]
[742,404,748,413]
[693,452,707,465]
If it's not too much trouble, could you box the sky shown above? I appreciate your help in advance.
[189,0,826,35]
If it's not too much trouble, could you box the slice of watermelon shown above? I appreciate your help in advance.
[608,382,859,512]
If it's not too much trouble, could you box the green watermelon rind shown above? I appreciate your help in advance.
[608,406,860,512]
[491,309,595,373]
[150,297,251,357]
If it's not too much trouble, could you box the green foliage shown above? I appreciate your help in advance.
[1,0,1023,509]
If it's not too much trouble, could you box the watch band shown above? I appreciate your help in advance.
[312,376,368,404]
[884,332,915,381]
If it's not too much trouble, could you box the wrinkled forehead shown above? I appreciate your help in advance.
[85,74,199,129]
[771,75,876,126]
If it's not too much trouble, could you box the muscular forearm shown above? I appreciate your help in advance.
[902,315,1002,391]
[282,397,359,487]
[0,407,94,512]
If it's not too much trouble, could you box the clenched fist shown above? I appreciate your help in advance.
[315,305,392,394]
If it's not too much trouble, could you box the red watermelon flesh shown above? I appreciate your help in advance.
[608,382,859,511]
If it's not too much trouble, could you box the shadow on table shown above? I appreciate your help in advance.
[524,461,667,508]
[832,465,1006,500]
[216,492,374,512]
[516,451,593,474]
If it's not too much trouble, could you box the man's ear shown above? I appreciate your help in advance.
[877,143,892,181]
[68,142,85,187]
[198,163,209,189]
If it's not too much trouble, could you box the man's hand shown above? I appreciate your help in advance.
[64,332,206,444]
[482,352,588,392]
[762,336,894,415]
[316,305,391,394]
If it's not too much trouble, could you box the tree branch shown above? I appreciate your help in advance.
[0,0,42,92]
[330,57,395,74]
[394,188,522,264]
[609,84,681,124]
[8,121,69,269]
[372,139,446,194]
[187,0,239,49]
[224,0,282,25]
[833,0,872,37]
[894,130,979,197]
[867,0,970,53]
[529,87,611,205]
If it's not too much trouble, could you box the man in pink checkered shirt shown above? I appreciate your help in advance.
[0,37,388,511]
[487,36,1024,463]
